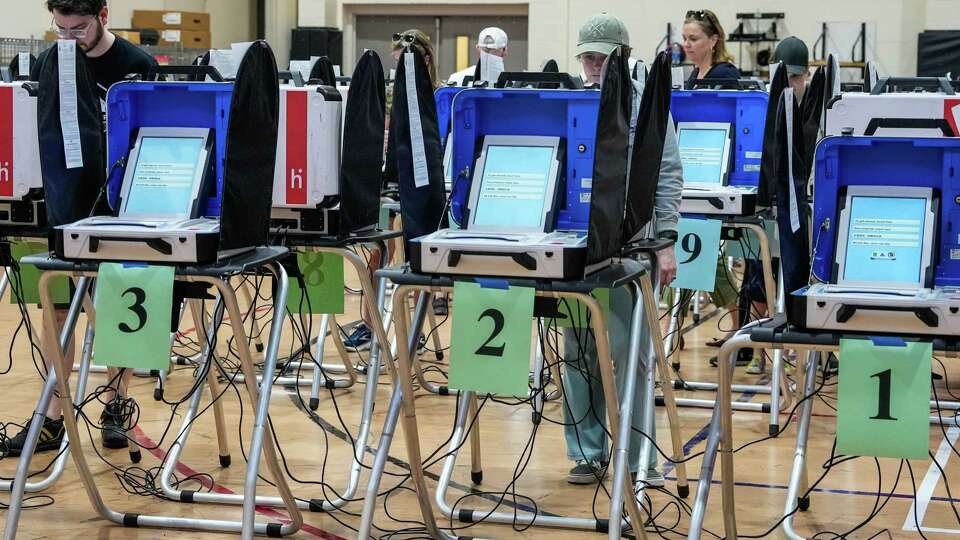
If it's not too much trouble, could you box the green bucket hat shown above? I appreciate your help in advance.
[576,13,630,57]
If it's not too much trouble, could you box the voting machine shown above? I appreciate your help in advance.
[676,121,757,215]
[55,42,281,264]
[410,134,592,278]
[409,86,603,279]
[671,89,766,215]
[270,82,343,235]
[789,136,960,336]
[826,77,960,137]
[0,81,46,230]
[55,126,226,262]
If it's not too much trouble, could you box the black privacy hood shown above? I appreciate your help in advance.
[338,50,386,234]
[218,41,280,251]
[389,46,447,253]
[585,46,632,266]
[621,50,672,246]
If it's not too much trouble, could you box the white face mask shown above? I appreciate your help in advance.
[479,50,505,83]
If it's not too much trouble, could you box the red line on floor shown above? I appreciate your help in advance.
[132,426,347,540]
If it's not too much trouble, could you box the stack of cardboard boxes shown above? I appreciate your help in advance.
[132,10,211,49]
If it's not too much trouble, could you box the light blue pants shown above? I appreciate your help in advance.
[562,284,658,473]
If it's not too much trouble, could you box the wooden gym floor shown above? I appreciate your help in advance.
[0,271,959,539]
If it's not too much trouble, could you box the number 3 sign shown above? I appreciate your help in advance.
[837,338,932,459]
[448,282,535,396]
[93,263,175,371]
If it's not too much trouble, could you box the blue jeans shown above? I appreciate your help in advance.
[562,284,658,473]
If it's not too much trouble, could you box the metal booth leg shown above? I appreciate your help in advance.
[357,292,431,540]
[638,275,689,498]
[782,351,819,540]
[3,277,91,536]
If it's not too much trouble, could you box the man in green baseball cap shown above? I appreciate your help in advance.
[774,36,811,100]
[563,12,684,491]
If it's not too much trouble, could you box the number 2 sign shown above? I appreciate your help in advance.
[448,282,535,396]
[93,263,174,371]
[837,339,932,459]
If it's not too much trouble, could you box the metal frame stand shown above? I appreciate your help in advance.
[665,219,791,435]
[2,278,91,513]
[381,259,686,539]
[688,320,960,540]
[153,244,394,514]
[7,249,302,539]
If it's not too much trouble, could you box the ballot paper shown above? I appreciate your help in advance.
[404,52,429,188]
[57,40,83,169]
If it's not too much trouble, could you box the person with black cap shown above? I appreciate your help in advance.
[775,36,811,101]
[5,0,157,458]
[564,12,683,488]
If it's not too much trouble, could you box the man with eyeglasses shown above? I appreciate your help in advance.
[4,0,157,459]
[34,0,156,101]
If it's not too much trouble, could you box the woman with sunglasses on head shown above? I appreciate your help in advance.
[343,29,443,351]
[682,10,767,372]
[682,9,739,84]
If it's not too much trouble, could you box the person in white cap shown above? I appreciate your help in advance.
[447,27,509,86]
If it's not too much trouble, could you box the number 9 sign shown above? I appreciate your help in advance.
[93,263,175,371]
[669,217,722,292]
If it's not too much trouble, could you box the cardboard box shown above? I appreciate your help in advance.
[113,30,141,44]
[132,10,210,31]
[158,29,211,49]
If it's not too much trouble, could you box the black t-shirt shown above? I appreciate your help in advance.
[33,35,156,100]
[686,62,741,85]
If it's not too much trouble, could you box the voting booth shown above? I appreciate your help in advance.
[671,89,767,215]
[825,78,960,137]
[789,136,960,335]
[54,43,280,264]
[270,82,343,234]
[272,49,385,238]
[410,87,600,278]
[0,81,45,229]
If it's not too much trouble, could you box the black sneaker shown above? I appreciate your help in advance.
[101,398,135,449]
[1,416,65,457]
[432,295,449,316]
[567,459,608,484]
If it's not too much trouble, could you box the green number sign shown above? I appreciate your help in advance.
[670,217,722,292]
[93,263,174,371]
[448,282,534,396]
[837,338,931,459]
[8,241,71,305]
[286,251,345,314]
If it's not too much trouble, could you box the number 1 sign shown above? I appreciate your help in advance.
[93,263,175,371]
[448,282,535,396]
[837,339,932,459]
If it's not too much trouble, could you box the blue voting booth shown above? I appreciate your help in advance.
[670,89,768,188]
[811,136,960,287]
[445,88,600,231]
[105,82,234,217]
